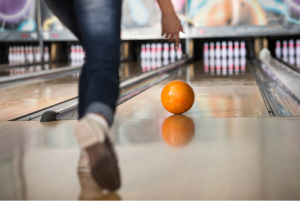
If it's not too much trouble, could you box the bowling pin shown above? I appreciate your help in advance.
[146,59,151,71]
[70,45,75,62]
[141,59,146,72]
[289,56,295,65]
[234,41,239,58]
[163,43,169,60]
[221,57,226,69]
[156,43,162,60]
[80,46,84,62]
[20,46,25,63]
[170,43,176,61]
[275,40,281,58]
[215,41,221,58]
[241,57,246,73]
[8,47,13,64]
[16,46,21,63]
[163,58,169,66]
[76,45,81,61]
[203,42,209,58]
[157,59,162,68]
[44,46,50,62]
[221,41,227,59]
[234,57,239,74]
[296,39,300,57]
[282,40,288,57]
[210,57,215,75]
[240,41,246,57]
[28,46,34,63]
[151,43,156,60]
[228,41,233,58]
[176,43,183,60]
[204,57,209,73]
[146,43,151,60]
[140,44,146,60]
[209,42,215,58]
[228,58,233,75]
[151,59,156,70]
[289,39,294,57]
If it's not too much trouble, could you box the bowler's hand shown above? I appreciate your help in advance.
[161,12,184,50]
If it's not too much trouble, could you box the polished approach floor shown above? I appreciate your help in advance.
[1,59,300,199]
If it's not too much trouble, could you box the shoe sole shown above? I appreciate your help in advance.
[74,119,121,190]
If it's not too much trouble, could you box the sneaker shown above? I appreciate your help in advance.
[74,114,120,190]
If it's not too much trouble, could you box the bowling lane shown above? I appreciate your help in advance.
[115,59,269,120]
[0,60,175,121]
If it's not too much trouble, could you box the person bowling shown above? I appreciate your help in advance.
[43,0,184,190]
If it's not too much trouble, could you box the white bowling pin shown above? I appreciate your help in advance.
[176,43,183,60]
[76,45,81,61]
[275,40,281,58]
[204,57,209,73]
[28,46,34,63]
[163,58,169,66]
[234,41,239,58]
[146,43,151,60]
[8,47,13,64]
[215,41,221,58]
[289,56,295,65]
[282,40,288,57]
[289,39,295,57]
[296,39,300,57]
[140,44,146,60]
[163,43,169,60]
[70,45,75,61]
[228,41,233,58]
[170,43,176,61]
[203,42,209,58]
[241,57,246,72]
[240,41,246,57]
[156,43,162,60]
[141,59,146,72]
[16,46,21,63]
[234,57,239,74]
[221,41,227,59]
[44,46,50,62]
[209,42,215,58]
[151,43,156,60]
[157,59,162,68]
[221,57,226,69]
[20,46,25,63]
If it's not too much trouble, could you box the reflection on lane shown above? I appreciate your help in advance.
[204,57,246,76]
[162,115,195,147]
[0,63,81,77]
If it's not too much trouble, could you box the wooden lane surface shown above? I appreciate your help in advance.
[0,61,149,122]
[0,75,79,121]
[1,118,300,199]
[115,60,269,120]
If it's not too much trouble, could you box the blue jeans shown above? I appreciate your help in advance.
[44,0,122,126]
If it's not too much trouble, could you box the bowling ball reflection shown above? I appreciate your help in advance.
[162,115,195,147]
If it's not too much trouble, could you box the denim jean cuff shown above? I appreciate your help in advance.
[84,102,114,126]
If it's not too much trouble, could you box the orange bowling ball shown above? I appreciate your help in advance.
[161,80,195,114]
[162,115,195,147]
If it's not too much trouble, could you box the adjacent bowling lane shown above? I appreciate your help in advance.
[115,59,269,120]
[0,60,173,121]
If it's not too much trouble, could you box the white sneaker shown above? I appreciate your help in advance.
[74,114,120,190]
